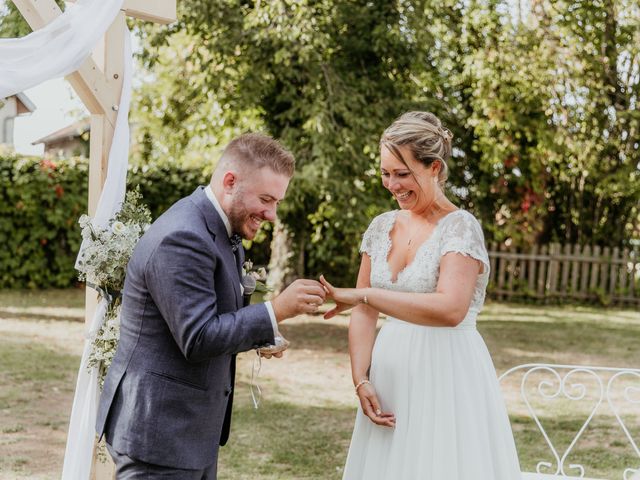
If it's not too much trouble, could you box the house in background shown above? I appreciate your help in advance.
[0,93,36,148]
[32,117,90,158]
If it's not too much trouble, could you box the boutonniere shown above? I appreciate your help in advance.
[242,260,271,294]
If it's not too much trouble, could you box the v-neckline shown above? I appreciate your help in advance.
[384,209,460,284]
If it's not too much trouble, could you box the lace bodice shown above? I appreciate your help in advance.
[360,210,490,327]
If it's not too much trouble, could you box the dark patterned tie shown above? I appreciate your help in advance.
[230,233,242,253]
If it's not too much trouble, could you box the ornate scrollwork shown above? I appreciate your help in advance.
[500,364,640,479]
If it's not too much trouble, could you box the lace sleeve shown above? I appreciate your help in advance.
[359,211,395,258]
[439,211,490,274]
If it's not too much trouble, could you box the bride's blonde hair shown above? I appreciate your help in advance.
[380,111,453,189]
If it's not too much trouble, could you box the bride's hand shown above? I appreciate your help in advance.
[357,383,395,428]
[319,275,362,319]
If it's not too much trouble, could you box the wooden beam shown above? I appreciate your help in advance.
[11,0,118,126]
[61,0,178,23]
[11,0,61,26]
[85,13,125,215]
[86,12,127,480]
[68,64,119,127]
[122,0,176,24]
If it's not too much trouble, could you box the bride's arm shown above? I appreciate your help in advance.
[348,253,378,386]
[323,253,481,327]
[347,254,396,427]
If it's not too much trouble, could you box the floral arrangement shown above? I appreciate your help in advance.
[242,260,270,294]
[76,189,151,388]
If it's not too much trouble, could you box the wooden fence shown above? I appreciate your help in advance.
[487,243,640,306]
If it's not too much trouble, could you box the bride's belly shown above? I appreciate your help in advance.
[369,317,482,411]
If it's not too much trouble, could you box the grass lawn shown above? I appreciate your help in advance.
[0,288,639,479]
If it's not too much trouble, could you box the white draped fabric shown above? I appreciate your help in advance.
[0,0,124,98]
[63,30,133,480]
[1,1,133,478]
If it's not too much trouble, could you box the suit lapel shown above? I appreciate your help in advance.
[190,187,242,307]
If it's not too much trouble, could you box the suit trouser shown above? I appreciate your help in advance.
[106,443,218,480]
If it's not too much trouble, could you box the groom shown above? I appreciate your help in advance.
[97,133,326,478]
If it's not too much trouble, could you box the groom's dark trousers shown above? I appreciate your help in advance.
[106,443,217,479]
[96,187,275,478]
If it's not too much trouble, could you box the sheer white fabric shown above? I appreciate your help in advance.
[0,0,124,98]
[62,30,132,480]
[0,1,133,478]
[344,210,521,479]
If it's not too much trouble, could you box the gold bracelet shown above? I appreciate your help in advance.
[354,379,370,394]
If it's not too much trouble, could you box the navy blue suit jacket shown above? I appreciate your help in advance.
[96,186,274,469]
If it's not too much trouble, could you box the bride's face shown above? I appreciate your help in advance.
[380,144,438,212]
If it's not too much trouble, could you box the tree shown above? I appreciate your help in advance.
[136,1,432,287]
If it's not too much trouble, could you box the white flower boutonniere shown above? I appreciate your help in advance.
[242,260,271,294]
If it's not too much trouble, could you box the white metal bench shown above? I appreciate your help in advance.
[499,364,640,480]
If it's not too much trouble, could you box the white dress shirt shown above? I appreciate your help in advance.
[204,186,279,337]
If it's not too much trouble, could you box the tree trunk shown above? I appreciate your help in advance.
[267,219,298,296]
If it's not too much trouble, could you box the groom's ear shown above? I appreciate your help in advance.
[222,171,238,192]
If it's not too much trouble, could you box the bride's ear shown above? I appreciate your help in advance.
[430,160,441,178]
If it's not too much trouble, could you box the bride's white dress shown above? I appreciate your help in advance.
[342,209,521,480]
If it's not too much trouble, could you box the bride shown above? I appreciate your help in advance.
[320,111,521,479]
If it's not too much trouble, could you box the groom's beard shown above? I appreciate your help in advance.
[227,192,259,239]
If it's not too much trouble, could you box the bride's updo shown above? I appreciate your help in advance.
[380,111,453,188]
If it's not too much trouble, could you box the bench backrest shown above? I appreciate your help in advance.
[499,363,640,480]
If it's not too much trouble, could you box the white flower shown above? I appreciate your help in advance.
[111,221,127,235]
[78,214,92,228]
[257,267,267,281]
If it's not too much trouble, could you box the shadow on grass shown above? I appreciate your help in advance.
[0,309,84,322]
[0,288,85,322]
[279,322,350,354]
[221,381,354,480]
[0,339,79,410]
[0,338,79,476]
[277,315,640,371]
[480,319,640,370]
[0,288,85,309]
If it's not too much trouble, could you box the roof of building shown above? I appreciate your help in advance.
[1,92,36,116]
[15,92,36,114]
[32,118,90,145]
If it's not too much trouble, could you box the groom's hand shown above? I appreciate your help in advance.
[271,279,326,322]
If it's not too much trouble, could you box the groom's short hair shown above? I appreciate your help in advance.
[220,133,295,177]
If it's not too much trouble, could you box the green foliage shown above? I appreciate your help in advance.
[133,0,638,286]
[2,0,638,287]
[135,0,425,284]
[0,151,88,289]
[0,0,66,38]
[0,152,209,289]
[127,161,209,219]
[458,0,640,246]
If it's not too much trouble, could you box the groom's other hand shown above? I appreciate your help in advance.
[271,279,326,321]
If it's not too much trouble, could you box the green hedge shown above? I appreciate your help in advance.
[0,153,209,289]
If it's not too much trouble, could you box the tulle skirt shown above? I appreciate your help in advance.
[342,317,521,480]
